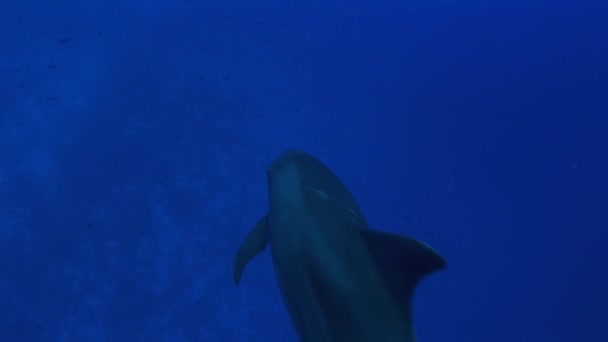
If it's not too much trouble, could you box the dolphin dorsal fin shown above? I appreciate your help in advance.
[233,215,269,285]
[360,229,446,318]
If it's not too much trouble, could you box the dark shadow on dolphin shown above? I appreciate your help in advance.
[234,149,446,342]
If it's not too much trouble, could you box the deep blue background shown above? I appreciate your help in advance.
[1,0,607,341]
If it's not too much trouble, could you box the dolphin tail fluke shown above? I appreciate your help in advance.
[233,215,269,285]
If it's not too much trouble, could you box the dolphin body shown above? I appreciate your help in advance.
[234,150,446,342]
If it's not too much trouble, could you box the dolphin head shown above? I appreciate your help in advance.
[267,149,316,179]
[267,149,368,227]
[266,150,303,209]
[267,149,344,202]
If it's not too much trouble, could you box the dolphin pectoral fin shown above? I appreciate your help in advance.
[233,215,269,286]
[360,229,447,317]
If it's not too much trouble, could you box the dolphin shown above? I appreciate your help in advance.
[234,149,446,342]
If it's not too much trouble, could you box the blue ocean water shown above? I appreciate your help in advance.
[1,0,606,341]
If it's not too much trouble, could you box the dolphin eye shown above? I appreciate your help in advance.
[347,208,364,225]
[307,186,329,200]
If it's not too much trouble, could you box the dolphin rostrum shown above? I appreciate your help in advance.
[234,149,446,341]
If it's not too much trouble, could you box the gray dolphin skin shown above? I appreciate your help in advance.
[234,149,446,342]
